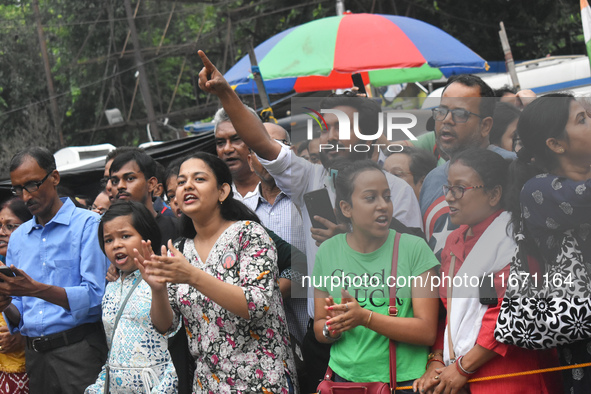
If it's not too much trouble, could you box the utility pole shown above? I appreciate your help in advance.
[499,22,521,91]
[247,43,271,111]
[32,0,64,147]
[123,0,161,140]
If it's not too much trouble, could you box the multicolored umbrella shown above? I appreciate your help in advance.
[225,13,488,94]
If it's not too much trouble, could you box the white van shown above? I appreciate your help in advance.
[422,55,591,108]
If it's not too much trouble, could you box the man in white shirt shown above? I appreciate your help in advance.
[197,50,422,386]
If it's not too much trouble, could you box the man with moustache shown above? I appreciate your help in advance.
[214,106,260,202]
[195,50,422,386]
[109,150,179,248]
[0,147,108,393]
[102,146,139,203]
[419,74,516,260]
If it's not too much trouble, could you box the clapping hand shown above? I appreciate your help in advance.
[135,240,198,287]
[325,289,368,336]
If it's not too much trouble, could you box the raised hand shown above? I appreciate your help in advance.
[197,50,232,96]
[134,240,166,291]
[139,239,200,286]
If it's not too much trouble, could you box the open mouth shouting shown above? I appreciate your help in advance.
[375,215,390,227]
[114,252,129,266]
[183,193,198,205]
[438,129,456,145]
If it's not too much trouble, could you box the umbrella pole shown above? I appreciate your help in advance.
[248,42,276,123]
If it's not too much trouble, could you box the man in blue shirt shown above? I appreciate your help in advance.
[0,147,108,393]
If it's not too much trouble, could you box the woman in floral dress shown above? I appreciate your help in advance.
[135,152,297,394]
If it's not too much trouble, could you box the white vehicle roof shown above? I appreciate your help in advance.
[422,55,591,108]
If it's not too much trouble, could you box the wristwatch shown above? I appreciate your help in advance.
[322,323,341,342]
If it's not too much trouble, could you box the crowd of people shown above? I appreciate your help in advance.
[0,48,588,394]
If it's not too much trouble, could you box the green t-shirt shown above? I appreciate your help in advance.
[312,230,440,382]
[412,131,446,166]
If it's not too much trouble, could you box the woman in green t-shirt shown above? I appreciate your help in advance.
[313,160,440,390]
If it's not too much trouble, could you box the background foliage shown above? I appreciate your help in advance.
[0,0,585,177]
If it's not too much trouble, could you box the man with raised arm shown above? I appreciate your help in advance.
[197,50,422,385]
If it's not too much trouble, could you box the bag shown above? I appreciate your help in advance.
[495,231,591,349]
[104,277,143,394]
[317,233,401,394]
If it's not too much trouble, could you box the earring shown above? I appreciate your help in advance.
[558,148,565,153]
[219,199,223,205]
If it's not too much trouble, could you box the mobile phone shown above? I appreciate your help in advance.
[479,274,497,305]
[351,73,367,95]
[303,189,338,230]
[0,266,15,281]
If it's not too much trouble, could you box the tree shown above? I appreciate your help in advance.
[0,0,586,180]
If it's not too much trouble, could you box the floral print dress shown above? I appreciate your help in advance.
[168,220,297,394]
[86,270,179,393]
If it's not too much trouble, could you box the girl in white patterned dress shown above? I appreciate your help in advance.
[86,201,178,394]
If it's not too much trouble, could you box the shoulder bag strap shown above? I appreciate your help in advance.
[104,276,144,394]
[446,253,457,362]
[388,232,401,388]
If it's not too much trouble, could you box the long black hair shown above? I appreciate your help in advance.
[98,201,161,256]
[177,152,259,238]
[489,102,521,147]
[505,93,575,259]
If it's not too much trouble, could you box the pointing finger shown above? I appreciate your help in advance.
[198,50,215,71]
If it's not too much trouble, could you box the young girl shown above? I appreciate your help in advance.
[413,148,560,394]
[312,160,440,391]
[86,201,178,393]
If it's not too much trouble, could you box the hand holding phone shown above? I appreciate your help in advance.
[303,189,337,230]
[0,266,15,283]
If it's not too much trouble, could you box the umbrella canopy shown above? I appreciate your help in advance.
[225,13,488,94]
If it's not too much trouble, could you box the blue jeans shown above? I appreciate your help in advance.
[286,373,295,394]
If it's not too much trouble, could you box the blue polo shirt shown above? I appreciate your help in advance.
[4,198,108,337]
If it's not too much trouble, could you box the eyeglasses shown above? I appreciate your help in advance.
[432,107,485,123]
[274,138,291,146]
[0,223,21,234]
[11,172,52,196]
[442,184,484,199]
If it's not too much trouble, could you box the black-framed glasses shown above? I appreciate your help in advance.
[0,223,21,234]
[432,107,485,123]
[443,184,484,199]
[11,172,52,196]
